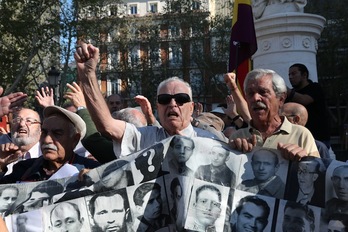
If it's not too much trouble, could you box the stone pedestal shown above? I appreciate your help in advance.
[252,12,325,86]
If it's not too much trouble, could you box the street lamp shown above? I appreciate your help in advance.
[47,66,60,103]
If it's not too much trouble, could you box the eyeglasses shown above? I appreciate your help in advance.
[12,117,41,126]
[157,93,191,105]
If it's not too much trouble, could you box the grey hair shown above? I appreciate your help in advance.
[244,69,287,98]
[157,77,193,100]
[112,108,147,127]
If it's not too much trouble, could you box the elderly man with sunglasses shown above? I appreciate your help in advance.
[74,42,220,158]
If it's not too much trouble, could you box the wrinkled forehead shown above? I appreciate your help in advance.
[157,81,190,95]
[15,109,40,121]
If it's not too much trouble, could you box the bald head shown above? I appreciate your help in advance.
[281,102,308,126]
[112,108,147,127]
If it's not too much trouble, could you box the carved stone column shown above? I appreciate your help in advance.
[252,12,325,85]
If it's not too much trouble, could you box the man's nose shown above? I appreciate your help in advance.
[168,98,177,106]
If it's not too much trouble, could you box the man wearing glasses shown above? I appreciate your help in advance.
[74,42,219,158]
[188,184,222,231]
[0,108,42,176]
[294,157,324,207]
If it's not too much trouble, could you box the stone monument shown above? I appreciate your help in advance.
[251,0,325,85]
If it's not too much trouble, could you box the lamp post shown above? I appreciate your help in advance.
[47,66,61,104]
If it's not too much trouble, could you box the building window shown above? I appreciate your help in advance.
[192,1,200,10]
[150,3,158,13]
[109,5,118,16]
[130,5,137,14]
[169,25,180,38]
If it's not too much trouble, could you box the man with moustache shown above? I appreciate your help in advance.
[74,42,219,158]
[226,69,319,160]
[0,105,100,183]
[89,190,130,232]
[0,108,42,176]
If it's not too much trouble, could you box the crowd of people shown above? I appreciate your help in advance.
[0,40,340,231]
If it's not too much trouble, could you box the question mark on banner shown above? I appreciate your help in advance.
[144,149,155,173]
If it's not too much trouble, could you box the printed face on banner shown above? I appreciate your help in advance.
[194,188,222,228]
[282,207,312,232]
[297,161,319,194]
[0,187,18,213]
[92,194,127,232]
[210,146,229,167]
[251,150,278,182]
[140,189,162,221]
[235,202,268,232]
[172,137,194,163]
[50,202,84,232]
[331,165,348,201]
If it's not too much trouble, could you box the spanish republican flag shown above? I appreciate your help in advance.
[228,0,257,95]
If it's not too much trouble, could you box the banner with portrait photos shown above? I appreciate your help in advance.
[1,135,347,232]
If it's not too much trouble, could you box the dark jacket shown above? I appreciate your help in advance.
[0,154,100,183]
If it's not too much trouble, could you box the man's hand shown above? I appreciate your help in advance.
[228,135,257,153]
[277,142,308,161]
[35,86,54,108]
[74,41,99,80]
[224,72,238,90]
[223,95,238,117]
[134,95,156,125]
[0,142,22,171]
[64,82,86,108]
[0,87,27,117]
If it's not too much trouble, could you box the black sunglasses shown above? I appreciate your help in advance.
[157,93,191,105]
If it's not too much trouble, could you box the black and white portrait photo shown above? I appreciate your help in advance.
[185,179,229,232]
[237,148,288,199]
[230,190,275,232]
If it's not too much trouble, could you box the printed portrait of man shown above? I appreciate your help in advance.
[167,136,195,177]
[89,189,130,232]
[325,164,348,221]
[327,213,348,232]
[186,184,223,232]
[281,201,316,232]
[230,195,270,232]
[195,145,236,187]
[237,148,285,199]
[134,143,166,183]
[15,180,64,214]
[289,157,325,207]
[132,182,170,231]
[94,159,134,192]
[49,202,84,232]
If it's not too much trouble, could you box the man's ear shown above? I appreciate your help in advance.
[292,115,301,124]
[313,173,319,181]
[80,217,84,224]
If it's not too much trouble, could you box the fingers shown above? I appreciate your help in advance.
[78,168,90,181]
[229,138,254,153]
[278,143,307,161]
[74,42,99,63]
